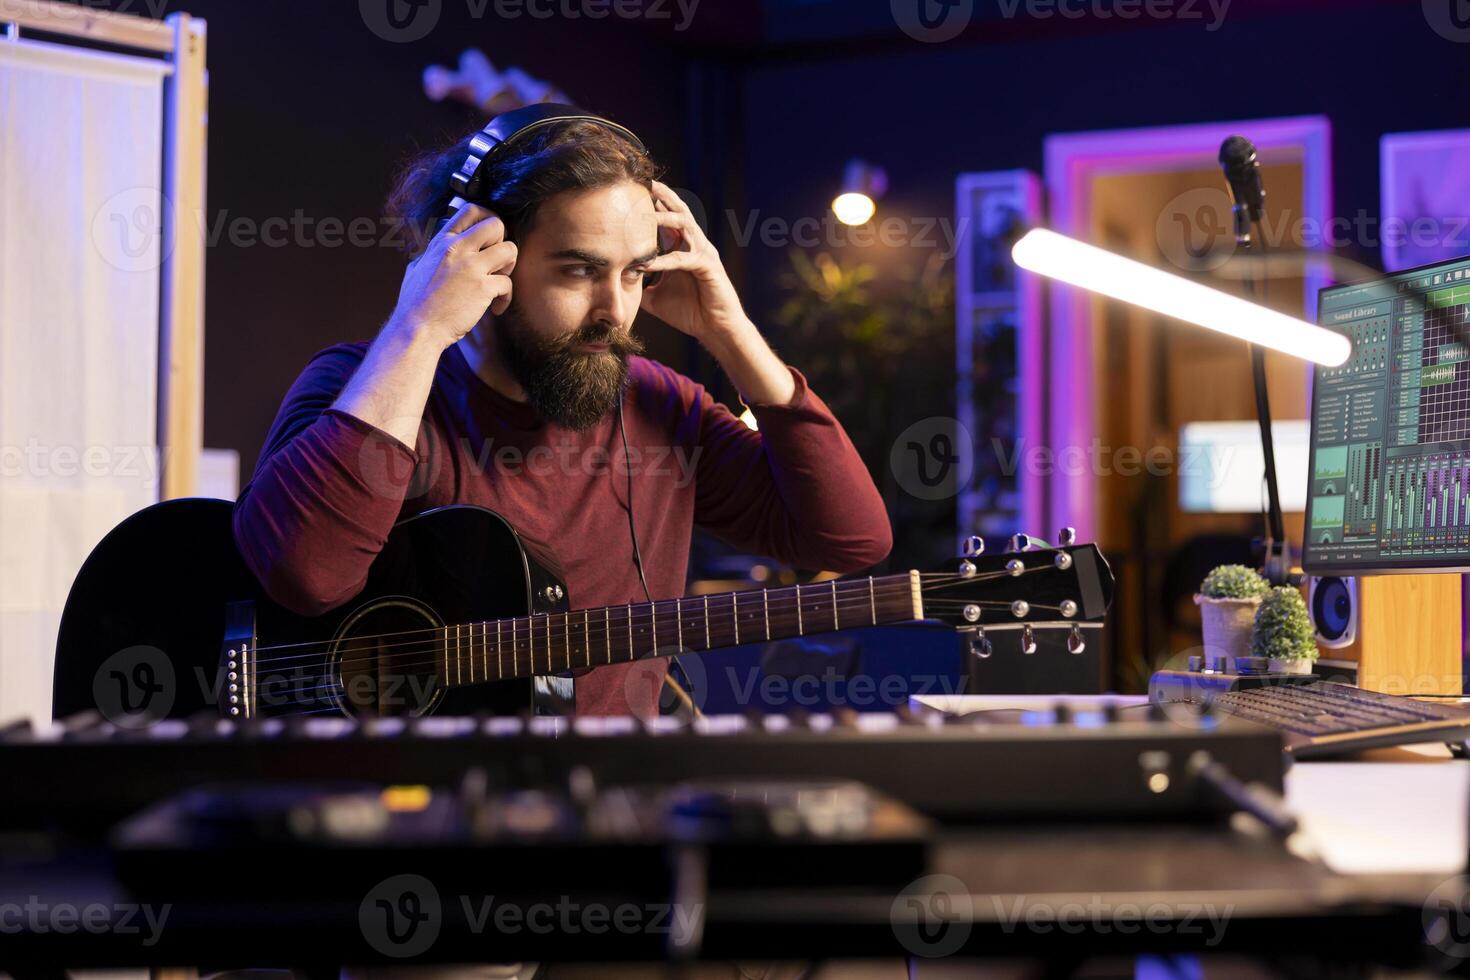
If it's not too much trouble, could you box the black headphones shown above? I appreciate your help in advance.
[444,102,662,287]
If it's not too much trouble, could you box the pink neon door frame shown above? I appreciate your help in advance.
[1041,115,1333,540]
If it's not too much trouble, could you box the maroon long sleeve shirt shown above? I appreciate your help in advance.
[232,340,893,717]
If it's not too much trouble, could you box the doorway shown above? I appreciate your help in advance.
[1042,116,1332,688]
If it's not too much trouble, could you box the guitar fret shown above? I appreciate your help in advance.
[425,572,961,689]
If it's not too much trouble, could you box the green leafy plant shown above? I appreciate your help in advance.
[1198,564,1270,600]
[771,248,955,569]
[1251,586,1318,662]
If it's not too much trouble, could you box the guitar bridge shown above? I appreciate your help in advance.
[220,600,257,719]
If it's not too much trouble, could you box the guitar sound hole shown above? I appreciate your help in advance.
[330,599,445,718]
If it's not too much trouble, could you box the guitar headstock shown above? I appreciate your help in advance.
[925,528,1114,656]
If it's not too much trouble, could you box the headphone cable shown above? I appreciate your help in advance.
[618,400,701,718]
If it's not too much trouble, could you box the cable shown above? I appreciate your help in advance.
[618,400,702,717]
[618,400,654,605]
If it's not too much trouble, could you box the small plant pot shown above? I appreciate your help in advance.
[1195,594,1260,669]
[1268,657,1315,675]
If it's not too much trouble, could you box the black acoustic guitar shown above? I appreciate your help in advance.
[53,499,1113,722]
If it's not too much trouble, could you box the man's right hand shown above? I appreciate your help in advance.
[389,202,517,349]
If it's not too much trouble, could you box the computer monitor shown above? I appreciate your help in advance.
[1304,254,1470,573]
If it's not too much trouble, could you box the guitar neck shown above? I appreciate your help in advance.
[435,572,923,689]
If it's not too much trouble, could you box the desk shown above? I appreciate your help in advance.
[913,694,1470,877]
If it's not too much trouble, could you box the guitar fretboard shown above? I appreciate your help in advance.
[434,572,922,688]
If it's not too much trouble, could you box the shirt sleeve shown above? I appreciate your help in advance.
[678,363,892,573]
[231,345,422,616]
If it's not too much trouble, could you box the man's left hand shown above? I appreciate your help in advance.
[638,181,751,341]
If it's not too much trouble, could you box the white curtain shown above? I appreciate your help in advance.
[0,39,167,726]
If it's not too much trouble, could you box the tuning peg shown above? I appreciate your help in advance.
[1067,624,1086,655]
[1007,533,1044,553]
[1057,527,1077,547]
[961,535,985,558]
[967,628,992,660]
[1021,625,1037,655]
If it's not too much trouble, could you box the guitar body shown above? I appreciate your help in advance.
[54,499,566,721]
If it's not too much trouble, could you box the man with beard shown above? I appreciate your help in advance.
[232,115,892,718]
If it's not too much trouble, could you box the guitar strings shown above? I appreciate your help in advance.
[252,594,1080,710]
[229,561,1093,713]
[237,569,1002,659]
[242,564,1070,666]
[239,578,1079,688]
[260,597,1072,699]
[262,605,1081,711]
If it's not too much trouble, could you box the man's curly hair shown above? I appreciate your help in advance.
[385,116,661,258]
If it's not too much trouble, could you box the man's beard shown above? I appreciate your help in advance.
[494,305,645,431]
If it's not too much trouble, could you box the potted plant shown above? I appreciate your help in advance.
[1252,586,1319,674]
[1195,564,1270,667]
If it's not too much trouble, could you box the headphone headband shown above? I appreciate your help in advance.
[447,103,645,204]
